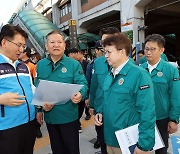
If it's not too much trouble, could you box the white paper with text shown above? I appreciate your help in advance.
[115,124,164,154]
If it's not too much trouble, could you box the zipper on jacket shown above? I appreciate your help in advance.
[15,71,30,122]
[1,105,4,117]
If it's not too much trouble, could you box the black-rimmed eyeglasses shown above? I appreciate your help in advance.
[6,39,27,50]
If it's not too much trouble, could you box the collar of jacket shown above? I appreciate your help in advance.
[144,59,165,73]
[115,60,132,76]
[0,54,20,66]
[46,54,66,66]
[102,55,112,71]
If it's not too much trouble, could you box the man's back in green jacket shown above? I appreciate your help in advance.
[89,55,109,111]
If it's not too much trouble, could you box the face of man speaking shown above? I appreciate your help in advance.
[1,34,26,62]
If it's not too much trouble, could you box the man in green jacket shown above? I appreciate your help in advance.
[141,34,180,154]
[95,33,156,154]
[35,30,88,154]
[89,27,120,154]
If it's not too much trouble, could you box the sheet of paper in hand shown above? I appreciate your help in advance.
[115,124,164,154]
[32,80,83,106]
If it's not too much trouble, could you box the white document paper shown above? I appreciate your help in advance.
[115,124,164,154]
[32,80,83,106]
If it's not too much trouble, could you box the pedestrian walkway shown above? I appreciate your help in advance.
[34,114,101,154]
[34,114,180,154]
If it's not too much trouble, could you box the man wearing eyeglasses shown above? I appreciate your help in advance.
[141,34,180,154]
[95,33,156,154]
[0,24,36,154]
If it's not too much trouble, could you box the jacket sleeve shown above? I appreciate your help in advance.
[135,71,156,151]
[89,70,97,109]
[169,67,180,122]
[34,63,39,87]
[85,62,93,98]
[73,62,88,100]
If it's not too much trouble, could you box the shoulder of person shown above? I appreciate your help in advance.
[139,56,147,64]
[129,62,144,70]
[27,61,35,67]
[140,62,147,68]
[162,60,179,75]
[36,58,49,66]
[94,56,106,66]
[19,60,28,67]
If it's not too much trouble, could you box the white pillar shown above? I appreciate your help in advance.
[121,0,147,46]
[133,6,145,44]
[71,0,87,34]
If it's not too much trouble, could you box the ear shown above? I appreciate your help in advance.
[121,49,126,55]
[45,43,48,51]
[1,38,7,47]
[64,42,66,50]
[160,47,165,54]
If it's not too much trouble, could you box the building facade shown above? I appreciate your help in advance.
[11,0,180,57]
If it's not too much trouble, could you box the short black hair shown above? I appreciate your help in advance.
[67,48,83,55]
[0,24,28,45]
[68,48,79,54]
[145,34,165,48]
[99,27,120,37]
[24,47,31,58]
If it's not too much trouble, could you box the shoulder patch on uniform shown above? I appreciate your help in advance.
[139,85,150,90]
[173,78,180,81]
[79,70,84,74]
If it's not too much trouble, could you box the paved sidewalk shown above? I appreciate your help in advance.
[34,115,180,154]
[34,115,101,154]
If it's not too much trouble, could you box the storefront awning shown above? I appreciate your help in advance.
[78,42,88,50]
[77,33,101,43]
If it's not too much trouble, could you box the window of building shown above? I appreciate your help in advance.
[62,7,65,16]
[60,3,71,17]
[81,0,88,5]
[68,4,71,13]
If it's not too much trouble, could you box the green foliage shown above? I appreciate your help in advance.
[123,30,133,44]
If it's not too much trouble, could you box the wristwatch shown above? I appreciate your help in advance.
[36,106,43,112]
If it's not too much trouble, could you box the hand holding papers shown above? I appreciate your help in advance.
[42,103,54,112]
[115,124,164,154]
[71,92,82,104]
[32,80,83,106]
